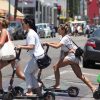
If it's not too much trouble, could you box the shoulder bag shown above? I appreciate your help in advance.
[71,39,84,57]
[34,45,51,69]
[0,31,16,60]
[66,37,84,58]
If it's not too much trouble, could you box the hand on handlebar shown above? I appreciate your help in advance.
[42,42,49,46]
[16,45,22,49]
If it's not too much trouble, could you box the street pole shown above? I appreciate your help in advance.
[22,0,23,14]
[8,0,10,21]
[14,0,18,21]
[83,0,85,19]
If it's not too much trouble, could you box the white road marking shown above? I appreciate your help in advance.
[45,70,98,80]
[44,70,98,87]
[45,70,72,79]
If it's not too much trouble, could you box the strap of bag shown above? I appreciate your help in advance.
[6,30,11,41]
[64,37,78,51]
[45,45,49,54]
[33,45,49,59]
[71,39,79,48]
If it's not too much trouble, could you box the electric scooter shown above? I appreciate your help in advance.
[1,47,55,100]
[93,74,100,99]
[37,69,79,98]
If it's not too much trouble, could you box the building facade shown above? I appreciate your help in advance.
[8,0,68,26]
[87,0,99,24]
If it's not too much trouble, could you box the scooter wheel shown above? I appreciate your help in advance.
[13,86,24,96]
[2,92,13,100]
[68,86,79,97]
[43,91,55,100]
[93,90,100,99]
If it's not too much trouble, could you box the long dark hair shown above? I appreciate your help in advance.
[23,16,37,32]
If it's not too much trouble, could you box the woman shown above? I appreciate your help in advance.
[0,19,25,93]
[44,24,96,93]
[17,16,44,96]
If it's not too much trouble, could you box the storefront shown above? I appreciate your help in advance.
[0,0,24,20]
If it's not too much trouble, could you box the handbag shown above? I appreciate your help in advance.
[66,37,84,58]
[75,47,84,57]
[34,45,51,69]
[37,54,51,69]
[0,31,16,60]
[71,40,84,57]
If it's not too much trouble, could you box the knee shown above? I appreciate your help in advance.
[53,65,59,71]
[76,74,84,80]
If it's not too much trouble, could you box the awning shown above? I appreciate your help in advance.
[59,16,66,20]
[0,0,24,18]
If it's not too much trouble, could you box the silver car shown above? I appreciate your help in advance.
[36,23,51,38]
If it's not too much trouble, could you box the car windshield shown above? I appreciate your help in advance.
[36,24,47,29]
[91,29,100,37]
[36,25,43,29]
[9,23,16,28]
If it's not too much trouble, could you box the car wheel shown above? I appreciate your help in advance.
[83,60,95,68]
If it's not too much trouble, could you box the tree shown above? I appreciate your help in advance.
[68,0,80,18]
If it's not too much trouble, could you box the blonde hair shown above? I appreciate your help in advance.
[2,19,9,28]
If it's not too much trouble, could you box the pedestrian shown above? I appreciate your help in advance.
[0,19,25,93]
[43,24,96,93]
[85,23,90,37]
[17,16,44,96]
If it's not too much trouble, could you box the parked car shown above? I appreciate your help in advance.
[87,25,98,37]
[36,26,45,38]
[36,23,51,38]
[83,28,100,68]
[8,21,25,40]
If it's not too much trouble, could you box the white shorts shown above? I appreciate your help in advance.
[60,51,79,64]
[64,53,79,64]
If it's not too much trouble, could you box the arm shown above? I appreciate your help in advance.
[47,42,63,49]
[17,44,35,50]
[0,29,7,47]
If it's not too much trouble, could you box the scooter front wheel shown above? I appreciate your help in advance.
[43,91,55,100]
[68,86,79,97]
[93,90,100,99]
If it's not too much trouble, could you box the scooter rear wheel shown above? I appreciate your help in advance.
[68,86,79,97]
[43,91,55,100]
[93,90,100,99]
[2,92,13,100]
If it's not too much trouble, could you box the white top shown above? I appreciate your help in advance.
[26,29,44,58]
[60,35,77,52]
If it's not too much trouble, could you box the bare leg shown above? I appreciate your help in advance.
[53,59,71,88]
[53,67,60,88]
[71,64,96,92]
[16,66,25,80]
[11,60,25,80]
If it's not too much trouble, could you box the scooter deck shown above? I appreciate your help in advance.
[0,93,43,99]
[44,88,67,93]
[14,95,42,99]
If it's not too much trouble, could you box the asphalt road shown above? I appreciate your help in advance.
[1,35,100,100]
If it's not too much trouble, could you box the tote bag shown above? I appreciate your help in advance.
[0,31,16,60]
